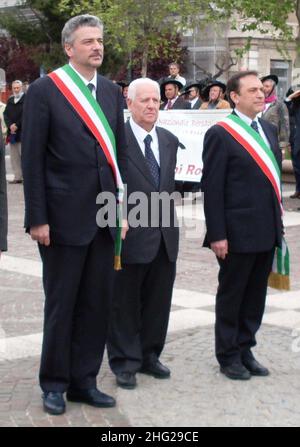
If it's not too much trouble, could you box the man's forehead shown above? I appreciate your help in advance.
[73,26,103,39]
[136,86,159,99]
[239,75,262,89]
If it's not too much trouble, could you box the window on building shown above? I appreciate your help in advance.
[270,60,291,98]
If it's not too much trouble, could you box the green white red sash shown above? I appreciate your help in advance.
[217,113,290,290]
[48,64,124,269]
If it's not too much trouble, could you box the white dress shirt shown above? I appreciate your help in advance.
[129,117,160,166]
[69,63,98,99]
[234,109,270,148]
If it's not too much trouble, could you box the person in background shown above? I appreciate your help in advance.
[0,125,8,259]
[160,78,190,110]
[168,62,186,86]
[117,81,129,109]
[200,81,230,110]
[285,87,300,199]
[184,82,203,109]
[261,74,290,156]
[0,100,7,143]
[4,80,25,184]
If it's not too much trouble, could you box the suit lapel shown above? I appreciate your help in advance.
[125,121,158,189]
[156,127,171,192]
[259,118,276,149]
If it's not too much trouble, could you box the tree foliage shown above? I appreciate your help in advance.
[0,0,298,77]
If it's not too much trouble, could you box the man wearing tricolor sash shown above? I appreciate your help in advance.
[201,71,283,381]
[22,15,127,415]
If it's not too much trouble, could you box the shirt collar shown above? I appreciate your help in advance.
[69,63,98,91]
[129,117,157,142]
[234,108,259,126]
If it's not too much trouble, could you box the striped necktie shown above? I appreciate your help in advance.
[144,134,160,190]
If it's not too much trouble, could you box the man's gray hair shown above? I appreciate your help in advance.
[127,78,160,101]
[62,14,103,47]
[12,80,23,86]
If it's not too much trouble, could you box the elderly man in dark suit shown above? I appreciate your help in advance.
[0,127,8,258]
[22,14,127,415]
[108,78,179,389]
[201,71,282,380]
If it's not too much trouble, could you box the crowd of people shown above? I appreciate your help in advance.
[0,13,297,417]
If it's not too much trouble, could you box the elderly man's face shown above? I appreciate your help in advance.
[262,80,275,98]
[209,86,222,101]
[128,84,160,132]
[12,83,22,96]
[65,26,104,71]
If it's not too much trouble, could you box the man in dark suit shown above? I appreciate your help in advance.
[160,78,191,110]
[201,71,282,380]
[108,78,179,389]
[184,82,203,109]
[21,15,127,415]
[0,126,7,258]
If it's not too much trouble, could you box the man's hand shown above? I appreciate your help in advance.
[121,219,129,240]
[30,224,50,246]
[288,90,300,100]
[211,239,228,259]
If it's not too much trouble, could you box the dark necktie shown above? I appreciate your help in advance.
[144,134,160,190]
[87,83,94,95]
[251,120,260,134]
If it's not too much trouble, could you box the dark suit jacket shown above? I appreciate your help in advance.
[121,121,179,264]
[22,74,126,246]
[191,98,202,109]
[0,127,7,251]
[160,97,191,110]
[201,113,282,253]
[4,94,25,142]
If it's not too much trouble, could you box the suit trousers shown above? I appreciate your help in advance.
[9,142,22,181]
[38,228,114,392]
[215,248,275,366]
[108,241,176,374]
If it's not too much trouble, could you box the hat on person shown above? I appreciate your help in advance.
[160,78,184,101]
[116,81,130,89]
[183,81,203,95]
[202,80,226,101]
[260,74,279,85]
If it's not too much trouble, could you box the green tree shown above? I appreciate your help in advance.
[58,0,206,76]
[58,0,298,75]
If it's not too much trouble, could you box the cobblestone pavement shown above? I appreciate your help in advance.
[1,162,300,427]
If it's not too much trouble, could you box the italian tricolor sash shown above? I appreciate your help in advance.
[217,113,290,290]
[48,64,124,270]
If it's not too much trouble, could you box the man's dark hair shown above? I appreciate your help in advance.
[226,70,259,108]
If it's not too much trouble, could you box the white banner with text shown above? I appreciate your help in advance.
[125,109,231,182]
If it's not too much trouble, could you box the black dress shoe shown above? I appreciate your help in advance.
[43,392,66,415]
[140,360,171,379]
[8,179,23,184]
[242,358,270,376]
[220,362,251,380]
[116,372,137,389]
[290,191,300,199]
[66,388,116,408]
